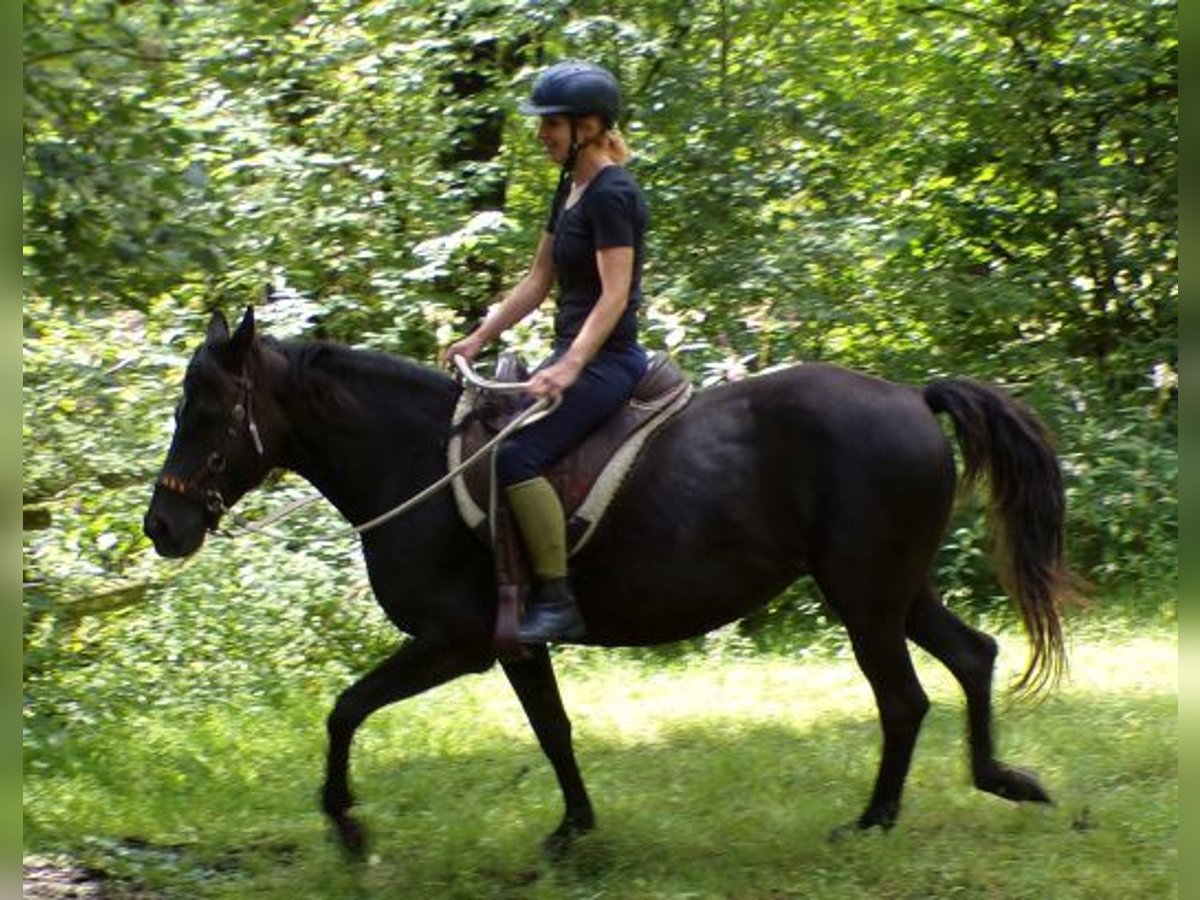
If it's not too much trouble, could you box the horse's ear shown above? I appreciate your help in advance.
[228,306,256,360]
[206,309,230,345]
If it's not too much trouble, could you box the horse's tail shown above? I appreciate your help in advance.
[924,378,1072,694]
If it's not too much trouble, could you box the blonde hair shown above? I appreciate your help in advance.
[601,128,631,164]
[577,115,631,164]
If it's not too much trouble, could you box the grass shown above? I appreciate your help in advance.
[24,619,1176,898]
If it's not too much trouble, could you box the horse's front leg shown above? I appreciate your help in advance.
[501,644,595,858]
[322,637,493,858]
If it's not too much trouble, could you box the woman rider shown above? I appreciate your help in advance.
[442,61,650,643]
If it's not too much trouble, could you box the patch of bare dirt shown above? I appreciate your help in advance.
[22,856,158,899]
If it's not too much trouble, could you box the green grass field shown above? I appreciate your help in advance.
[24,621,1176,898]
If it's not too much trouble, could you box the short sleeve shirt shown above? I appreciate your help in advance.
[547,165,647,350]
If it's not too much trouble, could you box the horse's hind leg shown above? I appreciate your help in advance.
[818,557,932,834]
[906,583,1051,804]
[322,638,493,858]
[836,615,931,834]
[501,645,595,857]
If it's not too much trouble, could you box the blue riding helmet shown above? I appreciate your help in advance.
[518,61,621,128]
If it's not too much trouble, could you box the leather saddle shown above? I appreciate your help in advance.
[446,351,692,657]
[448,350,693,553]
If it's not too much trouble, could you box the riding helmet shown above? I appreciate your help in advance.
[518,61,621,128]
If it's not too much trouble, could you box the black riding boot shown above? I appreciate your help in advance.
[517,577,586,644]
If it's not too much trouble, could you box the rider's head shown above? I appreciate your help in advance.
[519,61,628,167]
[520,60,621,126]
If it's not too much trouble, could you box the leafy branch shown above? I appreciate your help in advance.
[25,37,178,66]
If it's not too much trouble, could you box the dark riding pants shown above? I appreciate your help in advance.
[495,344,648,486]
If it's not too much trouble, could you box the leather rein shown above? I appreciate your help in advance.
[154,356,553,538]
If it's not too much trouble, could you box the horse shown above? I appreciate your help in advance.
[143,307,1071,857]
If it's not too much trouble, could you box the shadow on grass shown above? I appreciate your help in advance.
[23,679,1176,897]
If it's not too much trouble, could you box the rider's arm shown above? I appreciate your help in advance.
[457,234,555,353]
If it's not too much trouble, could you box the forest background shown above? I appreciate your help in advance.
[23,0,1176,834]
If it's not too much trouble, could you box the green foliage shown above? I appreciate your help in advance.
[23,0,1175,761]
[22,294,397,745]
[1059,398,1177,597]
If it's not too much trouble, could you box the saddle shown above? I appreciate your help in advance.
[447,351,692,655]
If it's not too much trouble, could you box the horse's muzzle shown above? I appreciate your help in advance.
[143,496,207,559]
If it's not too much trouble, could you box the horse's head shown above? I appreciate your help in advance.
[143,307,275,557]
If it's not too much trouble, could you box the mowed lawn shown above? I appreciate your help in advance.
[24,622,1176,898]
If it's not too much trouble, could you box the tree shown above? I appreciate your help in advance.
[23,0,1176,712]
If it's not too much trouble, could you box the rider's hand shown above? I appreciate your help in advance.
[527,356,583,400]
[440,333,485,368]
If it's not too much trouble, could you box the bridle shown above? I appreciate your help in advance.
[152,354,556,541]
[155,368,266,530]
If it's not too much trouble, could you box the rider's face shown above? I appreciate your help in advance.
[537,115,572,164]
[537,115,604,165]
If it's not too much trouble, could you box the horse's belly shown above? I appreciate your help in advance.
[573,523,806,645]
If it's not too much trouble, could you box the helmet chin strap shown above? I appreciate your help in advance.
[565,116,581,176]
[550,116,581,228]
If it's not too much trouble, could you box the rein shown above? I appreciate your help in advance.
[350,394,556,534]
[199,356,559,539]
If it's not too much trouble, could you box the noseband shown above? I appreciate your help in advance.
[155,370,265,529]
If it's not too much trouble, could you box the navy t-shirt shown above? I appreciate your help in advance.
[546,165,647,351]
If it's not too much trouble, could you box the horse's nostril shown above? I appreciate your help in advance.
[144,512,164,542]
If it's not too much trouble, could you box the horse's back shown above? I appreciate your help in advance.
[646,362,950,491]
[572,363,956,644]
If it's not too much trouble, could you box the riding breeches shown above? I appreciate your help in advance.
[495,344,648,487]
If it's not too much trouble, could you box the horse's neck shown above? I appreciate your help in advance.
[270,343,458,526]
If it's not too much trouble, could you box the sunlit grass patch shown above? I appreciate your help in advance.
[24,621,1175,897]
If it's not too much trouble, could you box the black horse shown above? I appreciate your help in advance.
[143,307,1070,855]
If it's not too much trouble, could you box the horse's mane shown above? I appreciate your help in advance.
[267,337,458,431]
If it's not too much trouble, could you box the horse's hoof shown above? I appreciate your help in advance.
[829,800,898,842]
[827,817,893,843]
[330,814,369,861]
[976,763,1053,805]
[541,830,572,860]
[541,818,594,860]
[827,821,858,843]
